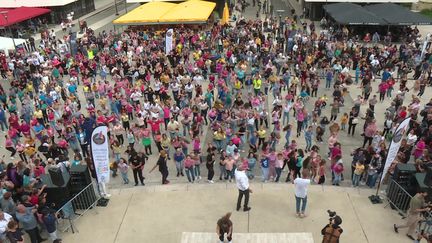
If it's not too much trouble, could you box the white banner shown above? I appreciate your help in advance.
[381,117,411,182]
[91,126,110,183]
[165,29,174,55]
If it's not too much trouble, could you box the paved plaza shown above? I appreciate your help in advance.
[59,183,411,243]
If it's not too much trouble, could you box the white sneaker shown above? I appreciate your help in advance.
[198,176,202,180]
[208,180,214,183]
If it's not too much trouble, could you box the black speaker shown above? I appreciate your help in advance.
[393,163,416,186]
[70,165,92,193]
[424,167,432,187]
[43,176,71,210]
[412,173,432,202]
[49,167,65,187]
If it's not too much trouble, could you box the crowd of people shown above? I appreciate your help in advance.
[0,1,429,242]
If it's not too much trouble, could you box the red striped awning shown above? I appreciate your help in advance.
[0,7,51,27]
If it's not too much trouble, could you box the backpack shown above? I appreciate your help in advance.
[322,226,341,243]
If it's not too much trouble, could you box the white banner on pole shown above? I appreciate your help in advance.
[91,126,110,183]
[381,117,411,182]
[165,29,173,55]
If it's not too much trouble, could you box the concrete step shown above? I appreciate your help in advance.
[181,232,314,243]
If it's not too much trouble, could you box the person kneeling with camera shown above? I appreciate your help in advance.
[321,214,343,243]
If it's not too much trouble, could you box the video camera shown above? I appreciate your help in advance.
[327,210,343,227]
[327,210,337,219]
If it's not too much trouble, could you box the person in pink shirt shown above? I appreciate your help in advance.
[20,121,31,137]
[147,117,163,136]
[330,143,342,161]
[413,138,426,159]
[4,135,16,157]
[184,155,196,183]
[363,120,378,148]
[162,105,170,130]
[192,137,201,154]
[224,156,235,182]
[327,133,338,158]
[275,153,284,182]
[267,150,277,181]
[296,107,306,137]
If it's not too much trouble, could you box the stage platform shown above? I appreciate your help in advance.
[181,232,315,243]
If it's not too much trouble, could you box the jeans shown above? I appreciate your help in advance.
[121,172,129,184]
[0,119,7,131]
[175,161,184,175]
[352,173,361,187]
[248,161,256,178]
[226,169,234,180]
[333,173,342,185]
[132,169,144,185]
[25,227,43,243]
[261,167,269,182]
[282,111,290,125]
[305,137,312,151]
[295,196,307,213]
[236,189,250,210]
[219,165,226,180]
[366,173,379,188]
[185,167,195,182]
[325,79,331,88]
[275,167,282,182]
[114,153,121,162]
[214,140,223,151]
[194,164,201,178]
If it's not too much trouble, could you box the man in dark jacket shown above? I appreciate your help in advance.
[42,208,59,242]
[321,215,343,243]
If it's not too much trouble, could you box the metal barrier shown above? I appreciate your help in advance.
[56,181,101,233]
[385,179,413,217]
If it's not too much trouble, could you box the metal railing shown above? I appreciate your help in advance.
[56,181,101,233]
[385,179,413,217]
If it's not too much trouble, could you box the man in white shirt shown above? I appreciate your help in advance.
[235,165,252,212]
[294,170,311,218]
[0,210,12,240]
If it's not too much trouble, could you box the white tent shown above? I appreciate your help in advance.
[0,36,27,56]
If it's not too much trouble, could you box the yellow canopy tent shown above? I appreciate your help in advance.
[112,2,177,25]
[160,0,216,23]
[220,2,229,25]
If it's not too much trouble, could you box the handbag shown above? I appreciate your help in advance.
[352,118,359,124]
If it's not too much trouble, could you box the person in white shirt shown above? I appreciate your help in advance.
[294,170,311,218]
[235,165,252,212]
[0,210,12,240]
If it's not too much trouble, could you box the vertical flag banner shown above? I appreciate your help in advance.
[165,29,173,54]
[381,118,411,182]
[91,126,110,183]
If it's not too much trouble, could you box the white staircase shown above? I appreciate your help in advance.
[181,232,314,243]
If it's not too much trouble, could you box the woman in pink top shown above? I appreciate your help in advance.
[327,134,338,158]
[413,138,426,159]
[275,153,284,182]
[163,105,170,130]
[267,150,277,180]
[184,155,196,183]
[363,120,377,148]
[296,107,306,137]
[4,135,16,157]
[224,156,235,182]
[20,121,31,137]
